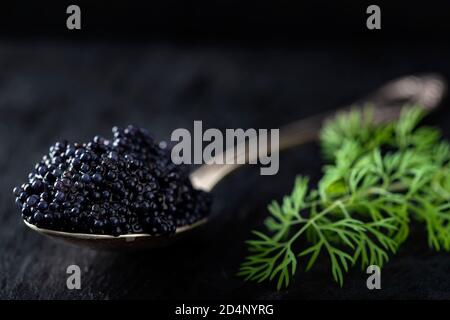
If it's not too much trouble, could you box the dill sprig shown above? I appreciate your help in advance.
[239,106,450,290]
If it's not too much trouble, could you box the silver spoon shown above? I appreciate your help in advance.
[23,74,447,250]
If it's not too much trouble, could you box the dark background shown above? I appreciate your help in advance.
[1,1,450,299]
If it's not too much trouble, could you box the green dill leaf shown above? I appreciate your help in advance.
[239,105,450,290]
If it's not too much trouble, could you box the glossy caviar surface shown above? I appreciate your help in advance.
[13,125,211,236]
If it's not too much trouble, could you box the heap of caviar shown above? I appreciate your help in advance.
[13,125,211,236]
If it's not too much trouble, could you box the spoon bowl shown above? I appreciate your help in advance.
[24,218,208,250]
[22,74,447,250]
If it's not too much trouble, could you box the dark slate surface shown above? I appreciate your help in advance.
[1,41,450,299]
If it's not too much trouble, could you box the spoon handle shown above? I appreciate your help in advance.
[190,74,447,192]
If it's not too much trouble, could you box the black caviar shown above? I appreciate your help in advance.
[13,125,211,236]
